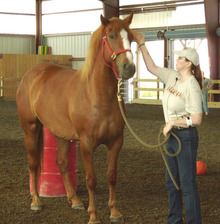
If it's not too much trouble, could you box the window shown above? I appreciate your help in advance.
[42,0,102,13]
[0,0,35,35]
[42,0,103,34]
[0,0,104,35]
[174,4,205,26]
[42,10,103,34]
[0,0,35,13]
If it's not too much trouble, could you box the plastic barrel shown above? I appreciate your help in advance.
[30,127,78,197]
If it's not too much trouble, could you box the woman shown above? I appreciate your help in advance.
[201,71,213,118]
[131,30,203,224]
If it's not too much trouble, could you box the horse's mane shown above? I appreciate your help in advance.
[79,17,130,84]
[79,25,104,83]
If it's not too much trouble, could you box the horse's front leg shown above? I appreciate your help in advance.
[56,137,84,209]
[80,139,100,224]
[107,135,124,223]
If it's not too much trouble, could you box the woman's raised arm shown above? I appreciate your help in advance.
[131,30,159,77]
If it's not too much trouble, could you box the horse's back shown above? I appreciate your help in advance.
[18,62,78,96]
[16,63,78,127]
[20,62,76,85]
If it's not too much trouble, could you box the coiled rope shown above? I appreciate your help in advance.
[117,79,181,190]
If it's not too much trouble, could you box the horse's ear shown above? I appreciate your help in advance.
[100,14,110,26]
[123,12,133,25]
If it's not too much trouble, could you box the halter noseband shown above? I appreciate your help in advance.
[102,28,131,79]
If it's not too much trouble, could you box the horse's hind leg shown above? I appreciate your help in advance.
[24,120,43,211]
[107,135,124,223]
[55,137,84,210]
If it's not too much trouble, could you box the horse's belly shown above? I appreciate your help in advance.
[33,99,79,140]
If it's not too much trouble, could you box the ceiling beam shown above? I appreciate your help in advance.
[120,0,203,15]
[100,0,119,19]
[120,0,203,9]
[36,0,42,54]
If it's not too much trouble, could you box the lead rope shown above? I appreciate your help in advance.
[117,78,181,190]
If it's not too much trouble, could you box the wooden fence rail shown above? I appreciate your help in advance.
[133,78,163,105]
[0,77,22,100]
[0,54,72,100]
[133,78,220,108]
[208,79,220,108]
[1,76,220,108]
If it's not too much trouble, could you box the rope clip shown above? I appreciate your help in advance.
[117,78,123,102]
[111,52,117,60]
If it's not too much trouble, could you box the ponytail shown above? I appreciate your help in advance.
[192,64,202,89]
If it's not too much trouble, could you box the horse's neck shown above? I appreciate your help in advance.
[88,53,118,103]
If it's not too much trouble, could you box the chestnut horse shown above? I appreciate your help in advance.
[16,13,135,224]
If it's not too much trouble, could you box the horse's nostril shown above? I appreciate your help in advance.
[124,63,135,73]
[123,63,133,71]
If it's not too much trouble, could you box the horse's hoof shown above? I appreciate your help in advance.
[31,204,42,211]
[72,204,85,210]
[110,216,124,223]
[31,195,42,211]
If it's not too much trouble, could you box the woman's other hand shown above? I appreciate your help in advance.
[163,121,174,136]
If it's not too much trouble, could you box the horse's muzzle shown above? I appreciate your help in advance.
[119,62,136,80]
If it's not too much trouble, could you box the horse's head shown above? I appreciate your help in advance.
[101,13,136,80]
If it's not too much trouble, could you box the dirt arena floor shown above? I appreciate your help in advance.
[0,101,220,224]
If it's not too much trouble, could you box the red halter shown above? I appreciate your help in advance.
[102,28,131,79]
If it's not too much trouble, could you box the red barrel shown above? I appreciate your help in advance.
[30,127,78,197]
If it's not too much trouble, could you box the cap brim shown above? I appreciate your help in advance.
[172,48,199,66]
[172,50,184,56]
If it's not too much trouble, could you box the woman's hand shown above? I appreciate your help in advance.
[163,121,174,136]
[131,30,145,45]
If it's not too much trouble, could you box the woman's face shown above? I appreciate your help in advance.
[176,57,188,71]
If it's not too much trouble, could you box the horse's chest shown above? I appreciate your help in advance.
[96,118,124,141]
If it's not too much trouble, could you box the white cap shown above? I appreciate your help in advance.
[173,47,199,66]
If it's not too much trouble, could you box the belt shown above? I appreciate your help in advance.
[173,126,196,131]
[173,126,184,130]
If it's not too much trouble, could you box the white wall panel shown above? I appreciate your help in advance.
[121,11,175,29]
[44,34,91,69]
[44,34,91,57]
[0,35,35,54]
[121,4,204,29]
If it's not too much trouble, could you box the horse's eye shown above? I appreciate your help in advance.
[109,34,115,40]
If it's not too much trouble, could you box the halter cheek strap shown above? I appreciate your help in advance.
[102,28,131,79]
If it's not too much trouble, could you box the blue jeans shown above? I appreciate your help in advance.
[202,93,208,113]
[166,128,202,224]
